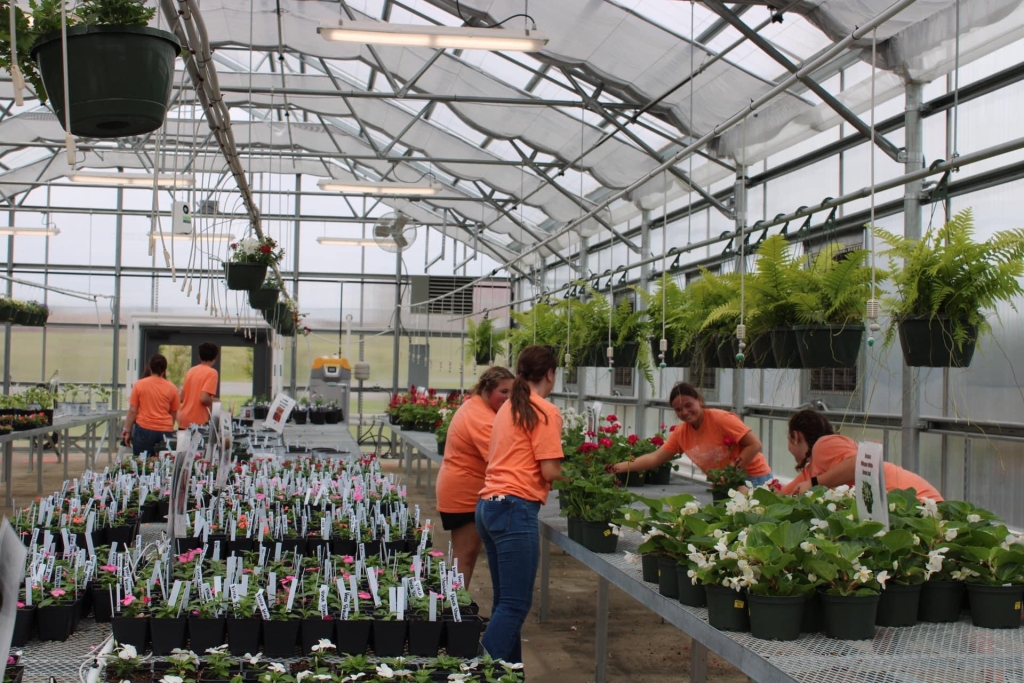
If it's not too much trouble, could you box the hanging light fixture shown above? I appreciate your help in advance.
[316,179,441,196]
[66,171,195,188]
[317,20,547,52]
[316,236,383,247]
[0,226,60,236]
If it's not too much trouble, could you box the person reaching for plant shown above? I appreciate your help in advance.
[477,345,563,663]
[435,365,514,590]
[610,382,773,487]
[781,409,942,501]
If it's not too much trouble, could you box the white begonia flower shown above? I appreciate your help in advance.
[622,511,632,522]
[945,528,958,541]
[160,677,183,683]
[118,644,137,660]
[875,570,890,587]
[827,503,837,512]
[800,541,816,553]
[967,514,981,523]
[917,499,940,519]
[737,529,748,544]
[833,484,852,496]
[808,573,818,583]
[854,566,873,583]
[609,524,622,537]
[682,501,701,516]
[810,518,829,531]
[712,529,725,539]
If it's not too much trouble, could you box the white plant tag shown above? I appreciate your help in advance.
[428,591,437,622]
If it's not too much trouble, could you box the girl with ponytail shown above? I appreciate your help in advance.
[476,345,562,663]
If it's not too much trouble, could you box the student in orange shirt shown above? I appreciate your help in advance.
[781,410,943,501]
[179,342,220,429]
[610,382,773,487]
[435,366,514,589]
[122,354,180,456]
[477,345,562,663]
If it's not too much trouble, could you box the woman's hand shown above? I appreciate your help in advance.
[791,480,812,496]
[608,461,629,474]
[121,428,132,446]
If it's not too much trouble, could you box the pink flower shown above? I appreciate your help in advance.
[50,589,65,598]
[358,591,371,600]
[341,556,354,563]
[375,568,385,576]
[16,601,24,609]
[177,554,191,564]
[659,423,667,430]
[428,550,444,558]
[342,572,351,580]
[282,575,296,584]
[101,565,118,572]
[353,492,364,502]
[121,595,135,606]
[255,493,265,501]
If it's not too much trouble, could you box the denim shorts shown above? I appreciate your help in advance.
[747,472,775,488]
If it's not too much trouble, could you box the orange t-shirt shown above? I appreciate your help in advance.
[436,395,497,513]
[780,434,943,501]
[179,364,219,428]
[129,376,180,432]
[665,408,771,478]
[480,390,563,504]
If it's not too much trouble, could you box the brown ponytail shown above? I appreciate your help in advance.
[788,409,835,470]
[471,366,515,397]
[509,345,558,431]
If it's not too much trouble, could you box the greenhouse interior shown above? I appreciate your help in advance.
[1,0,1024,681]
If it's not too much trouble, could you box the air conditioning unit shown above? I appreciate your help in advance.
[409,276,476,315]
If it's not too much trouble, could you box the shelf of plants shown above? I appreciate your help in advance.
[541,412,1024,683]
[8,451,521,683]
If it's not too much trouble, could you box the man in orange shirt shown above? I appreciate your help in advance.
[179,342,220,429]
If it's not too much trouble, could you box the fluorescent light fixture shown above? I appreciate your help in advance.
[316,178,441,196]
[317,20,548,52]
[67,171,195,188]
[316,237,386,247]
[148,232,235,242]
[0,226,59,236]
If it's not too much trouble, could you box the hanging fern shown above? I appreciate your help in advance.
[744,234,804,335]
[790,246,879,326]
[466,317,507,365]
[875,208,1024,348]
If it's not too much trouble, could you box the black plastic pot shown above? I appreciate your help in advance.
[31,25,180,137]
[802,592,822,633]
[253,406,270,420]
[898,315,978,368]
[141,501,159,524]
[966,583,1024,629]
[5,666,23,683]
[567,516,583,543]
[641,554,659,583]
[820,590,879,640]
[372,619,407,656]
[656,556,678,599]
[444,615,483,658]
[794,324,864,368]
[363,540,382,559]
[306,537,331,560]
[584,341,639,368]
[438,439,447,457]
[188,617,226,653]
[150,617,188,655]
[92,587,116,623]
[705,585,749,632]
[770,328,803,369]
[157,498,170,521]
[225,617,261,656]
[615,470,645,488]
[675,565,707,608]
[111,616,150,649]
[36,604,75,641]
[325,409,343,424]
[407,618,444,657]
[919,580,964,623]
[748,593,806,641]
[106,523,139,547]
[227,538,257,556]
[383,540,408,555]
[224,262,269,292]
[292,410,308,425]
[12,606,35,646]
[646,466,672,486]
[474,352,494,367]
[277,538,308,556]
[744,335,778,369]
[876,582,922,627]
[301,618,336,654]
[262,619,300,658]
[335,619,371,656]
[175,537,202,555]
[248,287,281,310]
[579,520,618,554]
[332,539,357,557]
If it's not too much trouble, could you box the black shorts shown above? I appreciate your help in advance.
[440,511,476,531]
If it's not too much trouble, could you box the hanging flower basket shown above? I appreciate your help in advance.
[744,335,777,369]
[31,26,180,138]
[770,328,803,369]
[224,262,268,291]
[649,336,693,368]
[898,315,978,368]
[248,287,280,310]
[794,324,864,369]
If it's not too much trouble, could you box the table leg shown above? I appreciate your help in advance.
[3,442,12,508]
[27,436,33,473]
[36,435,44,494]
[404,441,413,479]
[425,460,433,497]
[416,451,423,487]
[62,428,69,480]
[690,640,708,683]
[538,533,551,623]
[595,577,609,683]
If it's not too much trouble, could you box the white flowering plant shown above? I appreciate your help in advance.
[958,524,1024,586]
[229,235,284,267]
[737,520,818,597]
[801,514,891,596]
[105,643,144,678]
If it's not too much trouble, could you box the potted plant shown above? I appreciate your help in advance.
[435,403,457,457]
[687,525,750,632]
[224,592,261,656]
[960,524,1024,629]
[186,595,226,655]
[35,584,76,641]
[261,591,300,658]
[508,299,567,360]
[225,236,282,291]
[876,209,1024,367]
[705,458,748,502]
[22,301,49,326]
[789,244,875,368]
[111,591,150,650]
[744,236,806,369]
[28,0,181,138]
[466,316,506,366]
[248,275,283,310]
[334,598,372,656]
[688,269,743,370]
[12,596,35,646]
[636,274,691,368]
[197,644,237,683]
[149,591,189,655]
[103,643,148,683]
[293,397,309,425]
[740,519,817,641]
[406,597,444,657]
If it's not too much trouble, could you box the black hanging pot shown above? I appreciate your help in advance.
[225,617,261,656]
[224,262,269,291]
[335,619,371,656]
[898,315,978,368]
[248,287,281,310]
[744,335,778,369]
[716,335,742,369]
[693,334,721,369]
[31,26,180,137]
[794,324,864,368]
[474,351,494,366]
[649,336,693,368]
[770,327,803,369]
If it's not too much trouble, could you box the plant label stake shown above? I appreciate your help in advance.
[428,592,437,622]
[349,575,359,614]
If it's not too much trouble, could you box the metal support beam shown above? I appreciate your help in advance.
[380,102,436,157]
[392,248,403,395]
[636,211,651,438]
[577,237,589,417]
[468,180,576,269]
[732,167,747,416]
[703,0,903,162]
[398,49,446,98]
[111,184,124,408]
[290,174,302,395]
[902,82,924,472]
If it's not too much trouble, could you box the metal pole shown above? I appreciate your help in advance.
[595,577,609,683]
[290,174,301,396]
[392,248,402,395]
[4,228,12,394]
[111,186,124,409]
[902,82,924,472]
[635,213,651,437]
[577,237,589,417]
[732,167,748,416]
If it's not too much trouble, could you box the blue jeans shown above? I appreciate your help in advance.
[747,472,774,488]
[476,495,541,663]
[132,424,173,457]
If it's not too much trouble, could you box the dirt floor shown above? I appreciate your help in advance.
[1,445,749,683]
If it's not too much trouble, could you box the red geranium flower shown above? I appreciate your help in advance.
[599,437,613,448]
[606,414,618,422]
[723,436,737,447]
[627,434,639,445]
[650,435,665,447]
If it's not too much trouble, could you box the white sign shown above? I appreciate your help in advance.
[171,201,192,234]
[0,520,28,681]
[854,441,889,529]
[262,393,297,433]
